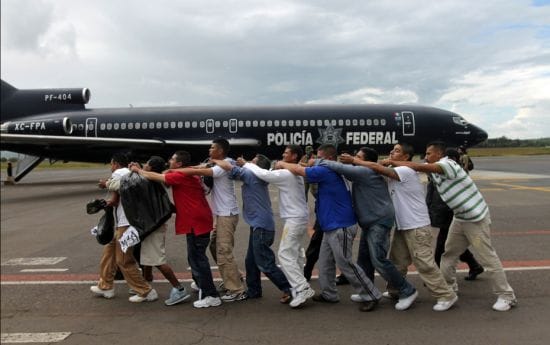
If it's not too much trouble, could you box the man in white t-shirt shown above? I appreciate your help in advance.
[175,138,247,302]
[90,153,157,303]
[387,141,517,312]
[350,143,457,312]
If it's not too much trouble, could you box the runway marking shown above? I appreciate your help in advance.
[491,182,550,192]
[20,269,69,273]
[0,332,71,343]
[1,257,67,266]
[2,260,549,285]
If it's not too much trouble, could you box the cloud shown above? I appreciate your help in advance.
[306,87,419,104]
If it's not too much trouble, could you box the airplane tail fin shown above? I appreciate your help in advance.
[1,79,91,121]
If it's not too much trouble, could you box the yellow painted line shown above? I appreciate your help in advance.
[491,182,550,192]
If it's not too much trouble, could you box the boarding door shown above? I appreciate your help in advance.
[85,118,98,137]
[402,112,415,136]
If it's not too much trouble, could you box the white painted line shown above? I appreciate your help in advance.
[2,266,549,285]
[20,269,69,273]
[1,257,67,266]
[1,332,71,343]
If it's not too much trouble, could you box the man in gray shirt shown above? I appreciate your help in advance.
[322,147,418,311]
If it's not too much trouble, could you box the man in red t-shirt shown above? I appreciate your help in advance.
[131,151,221,308]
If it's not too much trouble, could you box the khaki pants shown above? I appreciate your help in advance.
[216,215,245,294]
[389,226,456,301]
[441,215,515,300]
[97,226,151,297]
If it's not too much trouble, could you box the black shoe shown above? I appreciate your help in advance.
[304,267,313,282]
[335,274,349,286]
[359,300,379,312]
[465,266,484,281]
[312,294,339,303]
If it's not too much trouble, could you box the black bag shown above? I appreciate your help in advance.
[467,157,474,170]
[96,206,115,245]
[119,172,173,240]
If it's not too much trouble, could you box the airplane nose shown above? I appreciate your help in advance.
[470,125,488,145]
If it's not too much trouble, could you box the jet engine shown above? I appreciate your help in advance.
[1,80,91,119]
[3,117,74,135]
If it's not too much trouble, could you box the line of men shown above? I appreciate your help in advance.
[89,138,517,312]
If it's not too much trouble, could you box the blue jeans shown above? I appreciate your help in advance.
[187,232,218,298]
[358,223,416,298]
[245,227,291,298]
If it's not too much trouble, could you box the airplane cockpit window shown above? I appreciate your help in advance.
[453,116,468,125]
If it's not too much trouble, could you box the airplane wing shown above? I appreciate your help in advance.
[0,133,260,147]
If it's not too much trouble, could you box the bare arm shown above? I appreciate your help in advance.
[275,161,306,177]
[383,159,444,174]
[345,156,401,181]
[130,165,166,183]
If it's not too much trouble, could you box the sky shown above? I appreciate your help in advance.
[1,0,550,139]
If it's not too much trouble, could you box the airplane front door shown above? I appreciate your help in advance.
[402,112,415,136]
[85,118,98,137]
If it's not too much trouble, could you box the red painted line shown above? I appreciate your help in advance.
[2,260,550,282]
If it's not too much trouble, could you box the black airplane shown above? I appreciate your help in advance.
[0,79,488,182]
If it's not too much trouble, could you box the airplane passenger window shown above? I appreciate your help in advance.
[274,120,280,126]
[177,121,183,128]
[121,123,126,130]
[381,119,386,126]
[100,123,106,130]
[367,119,372,126]
[374,119,379,126]
[295,120,300,126]
[135,123,140,129]
[107,123,112,130]
[339,119,344,126]
[345,119,350,126]
[352,119,357,126]
[114,123,119,130]
[317,120,322,126]
[88,124,95,131]
[192,121,197,128]
[149,122,155,129]
[324,119,329,126]
[253,120,258,127]
[143,122,148,129]
[156,122,162,129]
[216,121,221,127]
[128,123,133,129]
[239,121,244,127]
[170,121,176,129]
[246,120,251,127]
[289,120,294,126]
[260,120,265,127]
[199,121,205,128]
[163,122,169,129]
[267,120,272,126]
[331,119,336,126]
[185,121,190,128]
[360,119,365,126]
[282,120,287,127]
[78,124,84,130]
[222,121,227,127]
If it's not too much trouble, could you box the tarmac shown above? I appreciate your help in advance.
[1,155,549,345]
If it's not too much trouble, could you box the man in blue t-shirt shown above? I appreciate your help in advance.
[276,144,382,312]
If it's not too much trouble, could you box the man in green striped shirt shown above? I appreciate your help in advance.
[385,141,517,312]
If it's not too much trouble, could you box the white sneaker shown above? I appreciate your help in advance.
[193,296,222,308]
[90,286,115,299]
[129,289,158,303]
[433,295,458,311]
[190,281,200,292]
[492,297,517,311]
[395,290,418,311]
[350,294,369,302]
[289,286,315,308]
